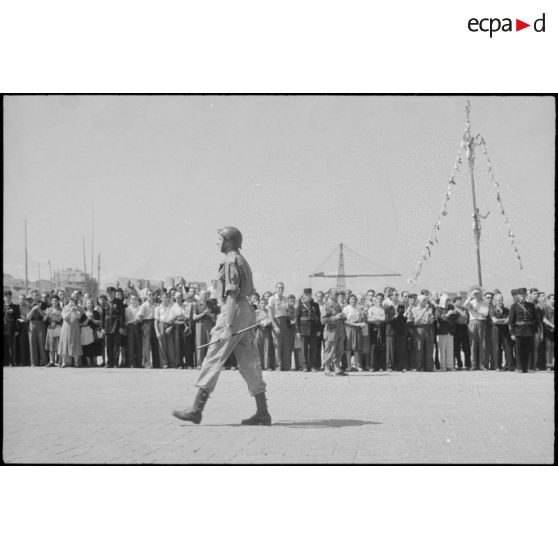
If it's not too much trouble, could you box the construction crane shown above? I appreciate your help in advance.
[309,243,401,291]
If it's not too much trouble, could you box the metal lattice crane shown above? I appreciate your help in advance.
[309,243,401,290]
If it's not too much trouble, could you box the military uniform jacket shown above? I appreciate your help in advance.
[508,301,537,337]
[4,303,20,335]
[321,300,345,341]
[102,298,125,334]
[219,250,255,299]
[295,300,321,336]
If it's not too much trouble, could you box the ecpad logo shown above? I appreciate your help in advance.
[468,13,546,37]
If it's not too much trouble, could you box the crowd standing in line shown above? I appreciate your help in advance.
[3,280,555,374]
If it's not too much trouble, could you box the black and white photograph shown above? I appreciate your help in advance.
[3,94,555,464]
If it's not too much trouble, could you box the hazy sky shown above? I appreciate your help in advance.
[3,95,555,295]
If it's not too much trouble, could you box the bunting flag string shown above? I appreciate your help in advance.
[477,135,524,270]
[407,143,465,285]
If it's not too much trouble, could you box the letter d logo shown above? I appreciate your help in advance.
[534,13,546,32]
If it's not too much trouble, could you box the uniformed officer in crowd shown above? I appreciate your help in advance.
[508,287,538,373]
[4,290,21,366]
[173,226,271,425]
[101,286,126,368]
[295,287,321,372]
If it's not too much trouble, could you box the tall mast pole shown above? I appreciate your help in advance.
[82,236,87,293]
[97,253,101,296]
[465,101,483,287]
[24,218,29,295]
[48,260,53,287]
[91,208,94,295]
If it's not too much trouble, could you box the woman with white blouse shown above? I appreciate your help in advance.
[343,294,366,371]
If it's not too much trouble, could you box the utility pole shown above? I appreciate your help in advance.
[48,260,53,287]
[24,219,29,295]
[336,243,346,292]
[464,101,483,287]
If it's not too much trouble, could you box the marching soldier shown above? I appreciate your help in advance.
[172,226,271,425]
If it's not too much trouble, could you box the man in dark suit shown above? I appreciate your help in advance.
[101,286,126,368]
[4,290,21,366]
[508,288,537,373]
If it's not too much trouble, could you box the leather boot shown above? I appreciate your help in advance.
[172,388,209,424]
[241,392,272,426]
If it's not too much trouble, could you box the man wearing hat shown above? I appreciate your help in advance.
[508,288,538,372]
[173,226,271,425]
[296,288,321,372]
[3,290,21,366]
[464,286,490,370]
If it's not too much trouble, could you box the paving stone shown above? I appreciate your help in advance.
[2,367,554,464]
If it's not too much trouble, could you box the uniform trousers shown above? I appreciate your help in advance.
[271,316,290,370]
[322,333,345,371]
[105,331,121,367]
[28,320,47,366]
[515,335,533,372]
[301,334,319,371]
[491,325,514,370]
[195,300,266,396]
[126,323,142,367]
[468,320,487,369]
[454,324,471,369]
[3,329,17,365]
[437,333,454,370]
[16,322,31,365]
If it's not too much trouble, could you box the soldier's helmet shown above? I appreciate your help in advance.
[218,226,243,249]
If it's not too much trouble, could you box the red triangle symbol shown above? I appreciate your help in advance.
[516,19,530,31]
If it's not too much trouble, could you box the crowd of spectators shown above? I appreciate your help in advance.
[3,279,555,374]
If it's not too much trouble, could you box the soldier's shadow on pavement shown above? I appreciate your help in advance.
[274,419,382,428]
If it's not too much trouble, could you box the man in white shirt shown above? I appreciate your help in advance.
[137,290,158,368]
[125,294,142,367]
[267,282,290,371]
[464,286,489,370]
[154,292,173,369]
[169,291,191,368]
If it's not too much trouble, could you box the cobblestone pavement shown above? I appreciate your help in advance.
[2,366,554,464]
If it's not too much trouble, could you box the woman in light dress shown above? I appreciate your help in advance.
[58,297,83,367]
